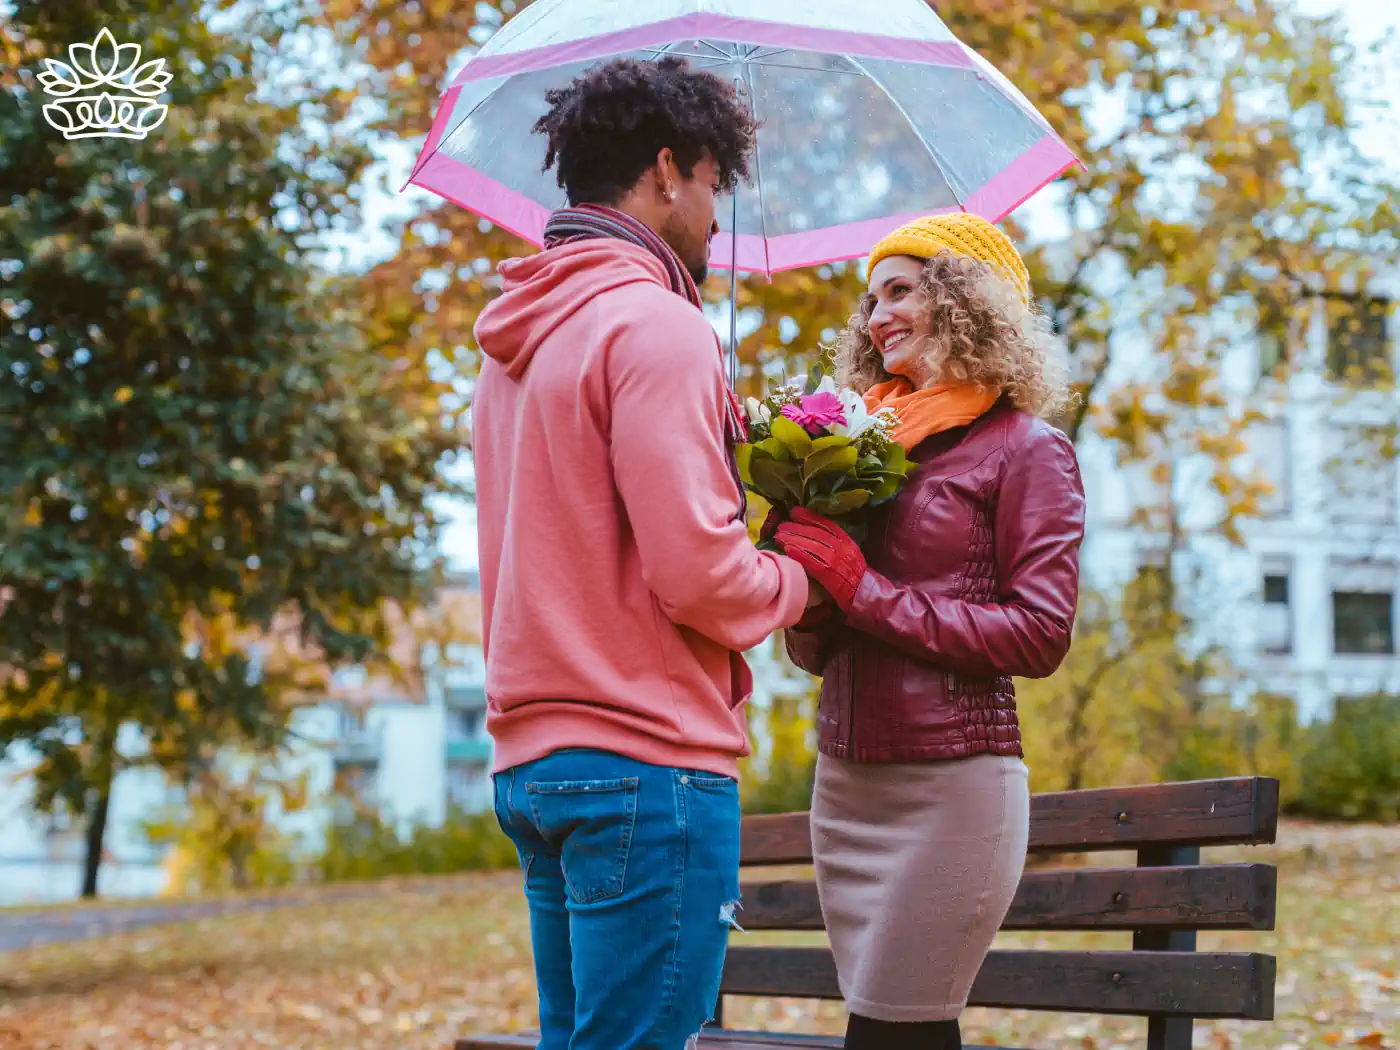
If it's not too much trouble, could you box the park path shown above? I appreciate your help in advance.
[0,879,468,953]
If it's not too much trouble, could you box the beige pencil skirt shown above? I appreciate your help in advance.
[810,751,1030,1022]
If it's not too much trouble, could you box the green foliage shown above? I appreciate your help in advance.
[315,804,518,882]
[1295,695,1400,823]
[1151,692,1400,823]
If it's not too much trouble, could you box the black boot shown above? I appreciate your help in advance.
[843,1012,961,1050]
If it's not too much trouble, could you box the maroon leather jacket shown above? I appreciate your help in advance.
[786,400,1085,763]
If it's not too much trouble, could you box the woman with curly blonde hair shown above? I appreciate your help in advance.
[772,213,1086,1050]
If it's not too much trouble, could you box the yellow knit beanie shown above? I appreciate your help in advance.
[867,212,1031,306]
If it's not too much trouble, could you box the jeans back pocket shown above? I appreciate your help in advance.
[526,776,639,905]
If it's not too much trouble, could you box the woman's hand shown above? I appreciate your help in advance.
[775,507,868,613]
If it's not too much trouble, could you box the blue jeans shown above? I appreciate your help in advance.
[492,748,742,1050]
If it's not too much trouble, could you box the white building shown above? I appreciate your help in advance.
[1074,267,1400,722]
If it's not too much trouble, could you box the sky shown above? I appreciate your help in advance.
[325,0,1400,572]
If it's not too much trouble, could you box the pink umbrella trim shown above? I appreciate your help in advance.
[451,13,973,87]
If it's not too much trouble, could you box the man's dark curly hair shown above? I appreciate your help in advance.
[533,56,758,206]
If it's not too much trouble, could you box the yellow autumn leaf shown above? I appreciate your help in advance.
[114,386,133,404]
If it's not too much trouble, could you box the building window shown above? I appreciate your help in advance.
[1325,426,1397,525]
[1326,296,1392,385]
[333,764,377,803]
[1332,591,1394,655]
[1260,571,1291,654]
[1251,421,1291,518]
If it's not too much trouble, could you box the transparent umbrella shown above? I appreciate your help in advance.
[405,0,1081,375]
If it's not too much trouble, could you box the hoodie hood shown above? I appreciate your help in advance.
[474,239,673,379]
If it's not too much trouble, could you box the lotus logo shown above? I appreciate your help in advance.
[37,27,172,140]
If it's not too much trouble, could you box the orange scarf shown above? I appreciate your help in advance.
[863,379,999,451]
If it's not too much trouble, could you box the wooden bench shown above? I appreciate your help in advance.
[458,775,1280,1050]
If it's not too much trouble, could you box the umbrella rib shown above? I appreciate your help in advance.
[750,60,865,75]
[740,60,772,278]
[742,46,790,64]
[845,55,964,209]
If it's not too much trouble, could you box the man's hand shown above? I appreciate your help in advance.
[760,505,783,543]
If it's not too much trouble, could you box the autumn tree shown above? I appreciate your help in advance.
[143,762,307,894]
[0,1,462,895]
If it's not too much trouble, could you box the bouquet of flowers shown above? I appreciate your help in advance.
[738,369,916,549]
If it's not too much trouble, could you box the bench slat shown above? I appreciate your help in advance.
[740,777,1280,866]
[701,1032,1026,1049]
[738,863,1276,932]
[721,947,1276,1019]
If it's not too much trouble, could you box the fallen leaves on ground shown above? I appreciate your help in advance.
[0,822,1395,1050]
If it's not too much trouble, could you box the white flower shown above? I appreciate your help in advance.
[744,397,763,424]
[759,403,772,422]
[813,374,839,398]
[833,388,878,440]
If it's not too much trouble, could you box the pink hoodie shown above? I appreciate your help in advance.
[472,238,809,779]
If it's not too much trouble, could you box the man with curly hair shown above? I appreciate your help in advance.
[471,56,812,1049]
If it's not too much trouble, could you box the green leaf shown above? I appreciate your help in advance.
[881,442,913,474]
[736,443,755,485]
[802,444,859,486]
[750,457,803,506]
[808,488,872,516]
[855,453,885,478]
[871,475,903,502]
[812,434,853,453]
[770,415,814,458]
[757,437,793,463]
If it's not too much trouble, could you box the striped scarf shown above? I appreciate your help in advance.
[544,204,749,520]
[544,203,702,309]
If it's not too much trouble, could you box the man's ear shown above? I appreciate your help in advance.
[654,147,677,202]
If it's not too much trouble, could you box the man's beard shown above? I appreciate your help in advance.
[661,213,708,287]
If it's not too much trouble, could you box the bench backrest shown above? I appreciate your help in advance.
[721,776,1280,1045]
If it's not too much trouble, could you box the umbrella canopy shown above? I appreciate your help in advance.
[406,0,1080,275]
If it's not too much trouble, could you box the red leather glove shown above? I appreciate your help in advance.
[774,507,867,613]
